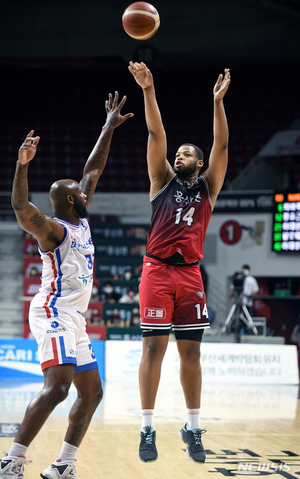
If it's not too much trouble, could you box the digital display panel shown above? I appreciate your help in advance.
[272,192,300,252]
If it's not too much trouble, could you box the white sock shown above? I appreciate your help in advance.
[141,409,155,430]
[187,408,201,429]
[57,441,78,463]
[8,442,28,458]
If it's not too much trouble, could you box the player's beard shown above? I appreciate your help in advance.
[73,195,88,218]
[173,161,198,181]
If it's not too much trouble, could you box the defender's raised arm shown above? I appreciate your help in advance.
[11,130,65,251]
[80,91,134,208]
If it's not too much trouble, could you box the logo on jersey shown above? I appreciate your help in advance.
[71,236,93,250]
[144,307,166,319]
[78,274,90,285]
[51,321,59,329]
[69,349,76,356]
[174,190,202,205]
[197,291,204,299]
[46,327,66,334]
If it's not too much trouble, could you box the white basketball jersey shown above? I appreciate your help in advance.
[30,218,94,317]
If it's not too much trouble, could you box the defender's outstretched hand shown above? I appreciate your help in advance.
[105,91,134,129]
[213,69,231,101]
[18,130,40,165]
[128,61,153,89]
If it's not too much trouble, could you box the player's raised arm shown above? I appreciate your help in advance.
[128,61,174,198]
[80,91,134,209]
[203,69,231,208]
[11,131,65,251]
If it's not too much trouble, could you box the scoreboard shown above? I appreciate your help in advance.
[272,192,300,252]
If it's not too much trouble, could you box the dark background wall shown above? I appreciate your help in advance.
[1,0,300,65]
[1,0,300,195]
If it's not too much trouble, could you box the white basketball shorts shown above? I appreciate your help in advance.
[29,307,98,373]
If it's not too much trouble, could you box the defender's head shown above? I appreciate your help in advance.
[49,179,88,219]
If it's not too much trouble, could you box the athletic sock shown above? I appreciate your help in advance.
[7,442,28,458]
[57,441,78,463]
[141,409,155,430]
[187,408,201,429]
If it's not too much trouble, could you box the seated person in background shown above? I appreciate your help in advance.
[127,307,141,327]
[101,282,120,303]
[91,284,100,302]
[106,308,125,327]
[119,286,139,304]
[124,268,133,281]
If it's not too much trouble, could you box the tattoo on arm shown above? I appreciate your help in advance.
[12,163,32,212]
[30,213,45,228]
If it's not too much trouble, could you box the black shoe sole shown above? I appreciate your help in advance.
[139,453,158,463]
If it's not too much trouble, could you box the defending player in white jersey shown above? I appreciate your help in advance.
[0,92,133,479]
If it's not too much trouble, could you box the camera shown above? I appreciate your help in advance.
[232,271,245,296]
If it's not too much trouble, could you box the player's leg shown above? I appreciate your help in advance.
[138,333,169,463]
[176,339,201,409]
[173,265,208,462]
[138,257,174,462]
[40,318,101,479]
[0,364,74,478]
[65,367,103,446]
[139,334,169,410]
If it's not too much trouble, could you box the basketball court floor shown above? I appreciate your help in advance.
[0,377,299,478]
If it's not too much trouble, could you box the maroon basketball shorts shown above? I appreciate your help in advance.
[139,256,210,340]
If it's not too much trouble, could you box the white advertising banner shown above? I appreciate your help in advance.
[105,341,299,384]
[258,130,300,157]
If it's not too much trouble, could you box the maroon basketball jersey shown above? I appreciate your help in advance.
[146,174,212,263]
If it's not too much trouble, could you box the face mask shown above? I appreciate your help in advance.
[124,272,132,280]
[92,287,98,295]
[104,286,113,294]
[243,269,250,276]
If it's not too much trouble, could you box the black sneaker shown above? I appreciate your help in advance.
[139,426,158,462]
[179,423,206,463]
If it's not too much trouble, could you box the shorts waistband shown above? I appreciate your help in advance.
[145,253,199,267]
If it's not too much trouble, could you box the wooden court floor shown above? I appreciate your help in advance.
[0,379,299,479]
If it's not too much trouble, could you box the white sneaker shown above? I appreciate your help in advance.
[0,455,28,478]
[40,459,77,479]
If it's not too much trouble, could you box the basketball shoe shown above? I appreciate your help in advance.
[0,454,30,478]
[40,459,76,478]
[139,426,158,462]
[179,423,206,463]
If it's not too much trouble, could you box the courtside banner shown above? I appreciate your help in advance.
[105,341,299,384]
[0,339,105,380]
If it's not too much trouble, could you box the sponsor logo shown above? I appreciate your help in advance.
[51,321,59,329]
[78,274,90,285]
[71,236,93,249]
[69,349,76,356]
[144,308,166,319]
[46,327,66,334]
[197,291,204,299]
[146,262,151,266]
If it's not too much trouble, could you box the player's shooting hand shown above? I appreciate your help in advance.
[128,61,153,89]
[18,130,40,165]
[213,68,231,101]
[105,91,134,129]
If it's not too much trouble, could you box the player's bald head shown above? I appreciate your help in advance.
[49,179,79,206]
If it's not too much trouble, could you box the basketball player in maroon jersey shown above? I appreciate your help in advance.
[129,61,231,463]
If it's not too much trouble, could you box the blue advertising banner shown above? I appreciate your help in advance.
[0,339,105,380]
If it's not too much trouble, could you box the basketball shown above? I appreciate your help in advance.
[122,2,160,40]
